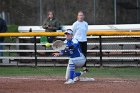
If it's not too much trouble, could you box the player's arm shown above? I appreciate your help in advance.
[67,39,79,50]
[52,50,65,57]
[53,53,61,57]
[68,43,78,49]
[53,47,71,56]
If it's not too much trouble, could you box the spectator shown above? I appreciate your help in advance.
[42,11,61,43]
[0,18,7,63]
[72,11,88,72]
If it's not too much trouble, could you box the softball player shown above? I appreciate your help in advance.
[53,29,86,84]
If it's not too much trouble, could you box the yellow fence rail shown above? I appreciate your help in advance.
[0,31,140,37]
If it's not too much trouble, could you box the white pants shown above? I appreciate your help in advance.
[65,54,86,80]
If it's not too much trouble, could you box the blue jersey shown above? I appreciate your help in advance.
[60,38,82,58]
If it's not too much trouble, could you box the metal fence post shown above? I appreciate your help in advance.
[99,35,103,67]
[34,36,37,67]
[114,0,117,24]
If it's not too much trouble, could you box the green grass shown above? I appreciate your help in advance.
[0,67,140,79]
[0,67,65,76]
[89,67,140,79]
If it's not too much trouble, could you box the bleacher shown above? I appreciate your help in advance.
[0,24,140,66]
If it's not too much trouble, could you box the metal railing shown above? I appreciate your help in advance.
[0,31,140,67]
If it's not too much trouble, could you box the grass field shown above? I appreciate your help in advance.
[0,67,140,79]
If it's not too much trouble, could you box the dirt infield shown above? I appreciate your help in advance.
[0,76,140,93]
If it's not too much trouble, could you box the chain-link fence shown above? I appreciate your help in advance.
[1,0,140,25]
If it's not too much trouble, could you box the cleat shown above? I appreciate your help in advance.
[64,79,75,84]
[74,77,80,82]
[80,71,85,75]
[74,72,85,82]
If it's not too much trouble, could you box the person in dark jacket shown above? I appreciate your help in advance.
[0,18,7,62]
[42,11,61,43]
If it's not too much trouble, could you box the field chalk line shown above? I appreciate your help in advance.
[0,77,64,81]
[0,77,128,83]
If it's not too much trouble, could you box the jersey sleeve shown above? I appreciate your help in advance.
[60,49,70,55]
[60,50,65,55]
[70,39,79,49]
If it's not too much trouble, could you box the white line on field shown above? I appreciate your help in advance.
[0,77,64,81]
[0,77,128,83]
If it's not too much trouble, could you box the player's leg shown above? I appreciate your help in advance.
[72,55,95,82]
[65,54,86,84]
[65,60,75,84]
[71,54,86,81]
[65,65,70,81]
[72,54,86,67]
